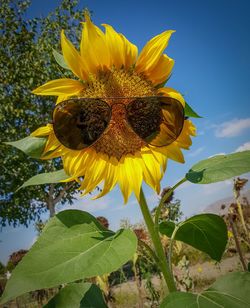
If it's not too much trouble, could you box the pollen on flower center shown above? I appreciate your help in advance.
[82,68,157,160]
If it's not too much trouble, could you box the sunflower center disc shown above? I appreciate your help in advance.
[82,68,157,159]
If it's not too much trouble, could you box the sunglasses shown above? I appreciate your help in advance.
[52,96,184,150]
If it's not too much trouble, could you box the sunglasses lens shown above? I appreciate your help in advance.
[127,97,184,147]
[53,99,111,150]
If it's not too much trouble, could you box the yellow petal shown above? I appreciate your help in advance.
[148,54,174,85]
[141,149,162,193]
[126,156,143,201]
[154,143,185,163]
[81,154,108,194]
[157,87,185,107]
[102,24,125,69]
[30,124,63,160]
[136,30,175,74]
[56,95,69,104]
[118,154,143,202]
[43,131,61,155]
[119,33,138,68]
[61,30,88,80]
[80,15,110,73]
[102,24,138,70]
[63,150,93,178]
[32,78,84,96]
[117,158,132,203]
[176,120,196,149]
[94,157,119,198]
[31,124,52,137]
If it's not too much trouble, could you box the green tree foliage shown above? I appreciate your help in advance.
[0,0,85,226]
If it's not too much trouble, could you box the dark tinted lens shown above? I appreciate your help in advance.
[126,97,184,147]
[53,98,111,150]
[126,97,162,140]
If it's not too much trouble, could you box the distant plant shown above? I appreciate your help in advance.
[0,262,5,276]
[151,188,183,223]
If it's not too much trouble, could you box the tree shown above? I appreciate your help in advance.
[0,0,86,226]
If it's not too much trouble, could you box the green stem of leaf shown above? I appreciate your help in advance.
[138,189,177,292]
[168,225,179,275]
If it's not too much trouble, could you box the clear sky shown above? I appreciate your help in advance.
[1,0,250,264]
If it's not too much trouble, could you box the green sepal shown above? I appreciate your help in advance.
[52,49,70,69]
[17,169,69,191]
[184,102,202,118]
[4,136,47,159]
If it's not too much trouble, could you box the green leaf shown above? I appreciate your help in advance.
[44,282,107,308]
[52,49,70,69]
[0,210,137,304]
[159,221,175,236]
[186,151,250,184]
[184,102,202,118]
[17,169,69,191]
[4,136,47,159]
[161,272,250,308]
[160,214,227,261]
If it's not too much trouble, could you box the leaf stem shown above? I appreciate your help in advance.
[168,225,179,275]
[139,189,177,292]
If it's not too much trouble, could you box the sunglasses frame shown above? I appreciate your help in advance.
[51,96,185,150]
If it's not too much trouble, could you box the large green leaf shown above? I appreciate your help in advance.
[160,214,227,261]
[184,102,202,118]
[4,136,47,159]
[17,169,69,191]
[52,49,70,69]
[186,151,250,184]
[0,210,137,304]
[44,282,107,308]
[161,272,250,308]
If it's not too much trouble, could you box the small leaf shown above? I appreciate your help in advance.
[186,151,250,184]
[160,214,227,261]
[184,102,202,118]
[161,272,250,308]
[44,282,107,308]
[4,136,47,158]
[0,210,137,304]
[17,169,69,191]
[52,49,69,69]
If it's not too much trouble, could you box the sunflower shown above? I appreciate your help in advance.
[31,13,196,203]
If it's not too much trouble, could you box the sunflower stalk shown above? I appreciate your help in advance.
[139,189,177,292]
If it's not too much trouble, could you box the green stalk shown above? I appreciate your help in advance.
[168,225,179,275]
[139,189,177,292]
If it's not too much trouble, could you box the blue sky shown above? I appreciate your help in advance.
[1,0,250,264]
